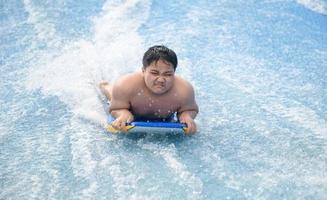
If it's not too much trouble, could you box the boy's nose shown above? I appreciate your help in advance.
[156,76,165,82]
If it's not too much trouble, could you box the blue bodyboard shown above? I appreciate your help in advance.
[106,115,187,134]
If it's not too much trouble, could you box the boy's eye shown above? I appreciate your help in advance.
[151,71,159,75]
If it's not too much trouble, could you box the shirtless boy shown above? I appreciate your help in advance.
[100,45,198,134]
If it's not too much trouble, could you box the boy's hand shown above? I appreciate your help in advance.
[179,112,197,134]
[111,112,134,132]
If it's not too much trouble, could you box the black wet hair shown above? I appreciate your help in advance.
[142,45,178,70]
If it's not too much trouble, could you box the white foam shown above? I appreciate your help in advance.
[296,0,327,15]
[178,58,193,81]
[215,53,327,139]
[0,124,8,140]
[1,130,64,199]
[93,0,150,45]
[24,0,152,198]
[68,118,99,198]
[79,182,98,200]
[262,102,327,138]
[0,173,31,199]
[30,175,42,199]
[199,150,243,192]
[161,151,203,200]
[141,143,203,199]
[100,155,146,200]
[23,0,59,47]
[25,0,151,127]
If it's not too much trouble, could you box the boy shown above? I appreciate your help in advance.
[100,45,198,134]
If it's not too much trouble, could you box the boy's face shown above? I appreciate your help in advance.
[142,59,175,95]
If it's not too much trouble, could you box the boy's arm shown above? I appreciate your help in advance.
[177,83,199,134]
[109,81,134,131]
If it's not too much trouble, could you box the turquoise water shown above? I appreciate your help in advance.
[1,0,327,199]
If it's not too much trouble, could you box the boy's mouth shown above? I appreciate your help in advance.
[154,84,164,88]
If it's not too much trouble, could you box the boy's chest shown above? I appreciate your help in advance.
[130,92,181,118]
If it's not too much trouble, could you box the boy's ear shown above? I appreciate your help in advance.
[142,67,145,72]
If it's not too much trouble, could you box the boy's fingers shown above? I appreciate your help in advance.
[112,120,126,130]
[184,121,192,134]
[186,121,196,134]
[126,117,133,124]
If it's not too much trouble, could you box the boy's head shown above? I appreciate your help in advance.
[142,45,178,70]
[142,45,177,95]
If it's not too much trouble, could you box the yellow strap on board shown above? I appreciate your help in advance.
[106,125,135,134]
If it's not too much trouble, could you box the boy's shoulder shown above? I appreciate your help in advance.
[174,76,194,93]
[115,71,142,84]
[112,72,143,94]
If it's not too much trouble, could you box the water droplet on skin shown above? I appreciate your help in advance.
[137,92,141,96]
